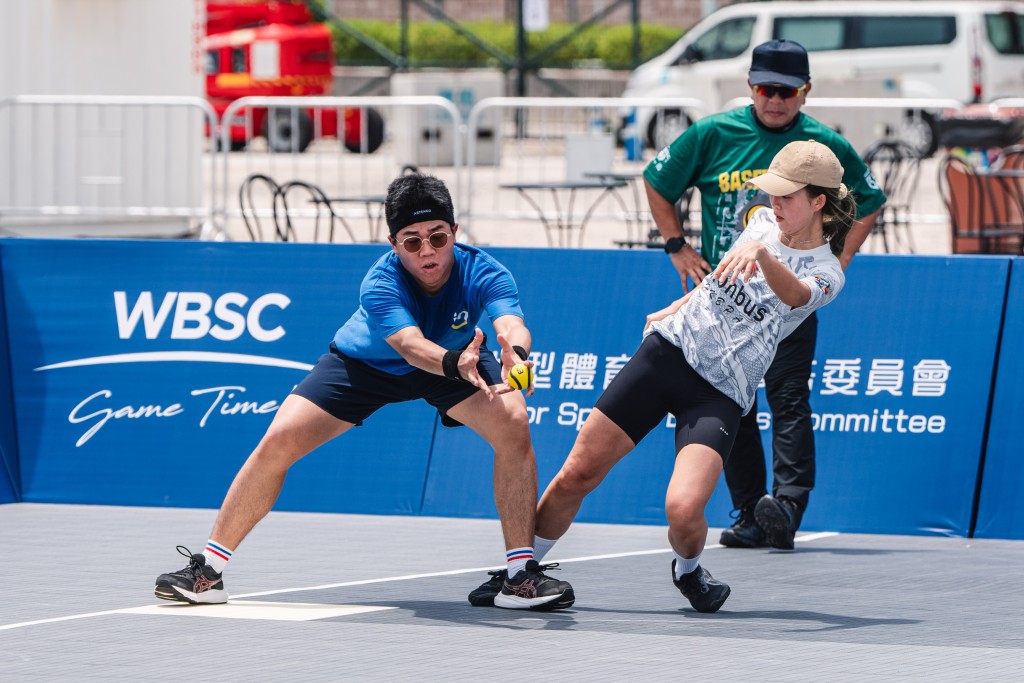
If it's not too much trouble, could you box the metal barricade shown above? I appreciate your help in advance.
[0,95,217,239]
[218,96,462,243]
[463,96,707,248]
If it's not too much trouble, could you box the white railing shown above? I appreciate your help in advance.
[0,95,218,238]
[6,90,1012,251]
[461,96,708,244]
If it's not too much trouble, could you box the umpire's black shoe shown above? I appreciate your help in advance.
[719,505,766,548]
[467,569,506,607]
[755,494,799,550]
[493,561,575,611]
[672,561,730,613]
[155,546,227,604]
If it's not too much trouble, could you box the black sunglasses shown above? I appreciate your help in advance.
[395,231,451,253]
[754,84,807,99]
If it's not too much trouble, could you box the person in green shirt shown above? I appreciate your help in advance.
[643,39,887,550]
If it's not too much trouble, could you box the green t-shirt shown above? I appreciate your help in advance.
[643,106,888,267]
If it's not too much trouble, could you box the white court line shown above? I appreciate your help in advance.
[0,531,839,632]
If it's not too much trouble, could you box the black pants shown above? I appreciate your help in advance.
[723,313,818,523]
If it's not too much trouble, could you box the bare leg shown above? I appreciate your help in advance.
[210,394,352,549]
[448,389,537,550]
[536,408,635,540]
[664,444,724,558]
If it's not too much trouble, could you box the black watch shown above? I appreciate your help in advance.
[663,236,687,254]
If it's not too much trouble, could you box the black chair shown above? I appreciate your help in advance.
[862,138,922,254]
[275,179,357,243]
[238,173,284,242]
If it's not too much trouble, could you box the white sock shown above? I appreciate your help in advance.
[202,539,233,574]
[673,552,701,579]
[533,535,558,561]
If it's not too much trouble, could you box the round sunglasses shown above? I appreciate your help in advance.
[394,231,452,253]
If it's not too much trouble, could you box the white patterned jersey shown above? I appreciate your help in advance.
[648,209,845,413]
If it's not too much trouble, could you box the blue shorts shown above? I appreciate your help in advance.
[595,332,741,457]
[291,342,503,428]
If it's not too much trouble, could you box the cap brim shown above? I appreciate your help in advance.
[747,172,806,196]
[748,70,808,89]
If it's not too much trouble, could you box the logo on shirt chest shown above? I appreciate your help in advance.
[451,310,469,329]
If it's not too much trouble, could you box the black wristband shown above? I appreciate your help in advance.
[442,349,465,381]
[512,345,529,361]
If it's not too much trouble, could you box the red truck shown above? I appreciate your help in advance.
[204,1,382,153]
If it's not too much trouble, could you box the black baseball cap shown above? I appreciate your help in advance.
[748,39,810,88]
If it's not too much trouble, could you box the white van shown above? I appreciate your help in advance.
[622,1,1024,154]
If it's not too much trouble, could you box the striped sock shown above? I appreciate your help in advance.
[506,547,534,577]
[202,539,233,574]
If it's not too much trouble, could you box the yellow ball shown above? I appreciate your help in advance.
[508,363,533,391]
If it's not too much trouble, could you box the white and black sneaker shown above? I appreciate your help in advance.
[493,560,575,611]
[155,546,228,604]
[468,569,507,607]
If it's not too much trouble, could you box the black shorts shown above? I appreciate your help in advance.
[291,342,503,428]
[595,332,742,457]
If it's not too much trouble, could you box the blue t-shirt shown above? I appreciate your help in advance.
[333,243,524,375]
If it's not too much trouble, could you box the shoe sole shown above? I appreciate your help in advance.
[493,588,575,611]
[154,584,228,605]
[754,502,796,550]
[692,585,731,614]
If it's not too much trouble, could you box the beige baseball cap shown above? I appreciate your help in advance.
[747,140,844,196]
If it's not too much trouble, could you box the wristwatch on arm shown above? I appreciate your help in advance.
[663,236,687,254]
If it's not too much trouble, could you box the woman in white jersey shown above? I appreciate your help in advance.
[533,140,856,613]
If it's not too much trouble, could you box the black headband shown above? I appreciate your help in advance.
[387,201,455,236]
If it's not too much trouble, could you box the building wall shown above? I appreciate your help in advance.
[0,0,202,98]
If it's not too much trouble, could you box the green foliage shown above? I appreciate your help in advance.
[329,19,684,69]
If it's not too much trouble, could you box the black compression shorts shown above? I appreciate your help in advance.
[595,332,742,457]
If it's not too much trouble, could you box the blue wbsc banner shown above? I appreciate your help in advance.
[0,251,19,503]
[1,239,435,514]
[0,240,1013,538]
[426,251,1007,537]
[974,257,1024,539]
[808,255,1007,537]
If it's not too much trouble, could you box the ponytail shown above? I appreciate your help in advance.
[808,183,858,258]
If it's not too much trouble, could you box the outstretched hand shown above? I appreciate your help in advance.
[458,328,495,400]
[495,332,534,397]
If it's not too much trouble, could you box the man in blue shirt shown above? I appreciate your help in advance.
[155,173,574,612]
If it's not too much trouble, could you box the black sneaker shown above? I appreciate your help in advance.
[754,494,799,550]
[719,505,766,548]
[493,560,575,611]
[672,560,730,613]
[154,546,227,604]
[467,569,506,607]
